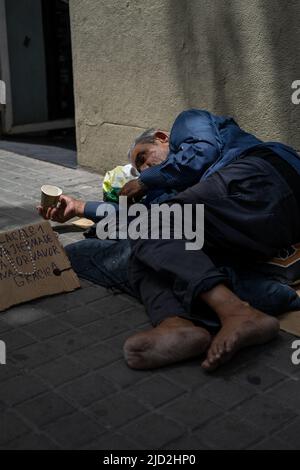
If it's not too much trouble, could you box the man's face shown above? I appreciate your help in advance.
[130,140,169,173]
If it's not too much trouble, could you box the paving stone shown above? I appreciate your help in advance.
[16,392,75,426]
[77,279,99,289]
[250,436,294,450]
[104,331,134,351]
[45,329,98,354]
[195,415,264,450]
[87,294,135,317]
[3,432,60,450]
[126,375,185,408]
[43,412,105,449]
[0,373,48,405]
[72,342,122,369]
[34,356,89,387]
[0,319,13,334]
[98,359,151,389]
[230,362,286,391]
[113,306,149,328]
[11,342,61,369]
[89,393,148,429]
[161,392,222,428]
[232,394,297,433]
[0,329,37,351]
[160,360,214,389]
[291,363,300,377]
[263,336,299,375]
[0,411,30,445]
[82,432,140,450]
[89,392,148,428]
[0,191,32,205]
[32,286,108,314]
[198,378,255,409]
[59,305,109,327]
[1,306,50,327]
[163,434,210,450]
[0,362,20,383]
[274,417,300,449]
[81,318,129,341]
[122,413,185,449]
[264,378,300,411]
[59,372,118,407]
[280,332,297,344]
[22,317,71,340]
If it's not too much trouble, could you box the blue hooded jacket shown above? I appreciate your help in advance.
[85,108,300,219]
[139,109,300,191]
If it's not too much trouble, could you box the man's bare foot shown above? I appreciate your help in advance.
[201,304,279,371]
[123,316,211,369]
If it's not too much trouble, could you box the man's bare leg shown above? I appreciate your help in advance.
[123,316,211,369]
[200,284,280,371]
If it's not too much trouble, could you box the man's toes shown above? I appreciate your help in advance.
[124,352,144,369]
[212,347,221,360]
[201,358,211,370]
[201,350,218,371]
[124,347,149,369]
[123,334,152,369]
[205,349,215,365]
[201,357,220,372]
[211,340,225,361]
[201,338,228,371]
[217,341,226,357]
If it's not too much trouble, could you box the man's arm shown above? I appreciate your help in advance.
[37,195,119,224]
[84,201,119,222]
[139,140,220,191]
[140,109,223,191]
[125,109,224,195]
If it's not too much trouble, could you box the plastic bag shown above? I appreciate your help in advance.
[102,164,139,202]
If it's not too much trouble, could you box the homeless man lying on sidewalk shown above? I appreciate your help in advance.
[38,109,300,371]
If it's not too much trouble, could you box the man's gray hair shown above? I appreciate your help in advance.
[128,128,159,160]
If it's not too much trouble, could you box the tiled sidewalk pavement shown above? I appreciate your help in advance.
[0,149,300,450]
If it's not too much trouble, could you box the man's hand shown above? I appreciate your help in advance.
[37,195,85,223]
[119,179,147,202]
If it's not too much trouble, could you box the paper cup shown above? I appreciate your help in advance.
[41,185,62,209]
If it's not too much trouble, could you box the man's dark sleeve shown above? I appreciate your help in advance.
[84,201,119,222]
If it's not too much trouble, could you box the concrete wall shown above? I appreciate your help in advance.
[69,0,300,174]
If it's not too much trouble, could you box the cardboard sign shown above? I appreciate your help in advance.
[279,289,300,337]
[0,221,80,311]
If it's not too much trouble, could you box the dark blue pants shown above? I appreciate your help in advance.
[129,155,300,325]
[65,239,134,295]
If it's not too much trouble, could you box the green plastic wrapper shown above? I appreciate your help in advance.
[102,164,139,202]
